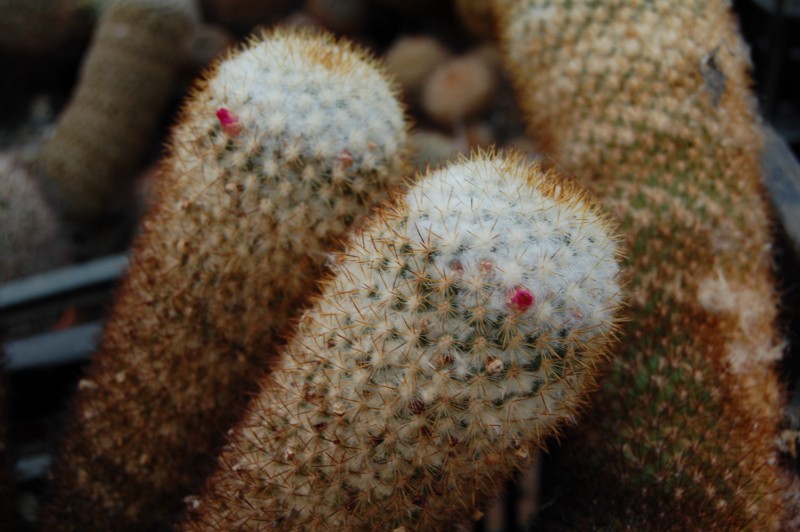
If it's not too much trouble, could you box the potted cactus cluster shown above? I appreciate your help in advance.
[1,0,798,530]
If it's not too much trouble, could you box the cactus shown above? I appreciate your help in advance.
[495,0,787,528]
[422,50,498,127]
[0,153,67,282]
[0,0,94,55]
[383,35,450,103]
[180,151,622,531]
[42,29,409,531]
[35,0,199,224]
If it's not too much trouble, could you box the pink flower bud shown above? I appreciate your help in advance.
[508,287,534,312]
[335,150,354,169]
[216,107,243,136]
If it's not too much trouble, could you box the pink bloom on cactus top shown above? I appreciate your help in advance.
[508,287,535,312]
[216,108,243,136]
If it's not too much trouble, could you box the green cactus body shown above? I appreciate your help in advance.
[0,153,67,282]
[181,152,622,531]
[0,0,94,54]
[496,0,786,528]
[42,29,409,530]
[36,0,199,224]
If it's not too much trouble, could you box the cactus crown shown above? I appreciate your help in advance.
[167,28,408,254]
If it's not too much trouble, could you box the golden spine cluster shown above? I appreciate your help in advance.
[495,0,787,528]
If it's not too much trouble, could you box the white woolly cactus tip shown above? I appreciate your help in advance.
[187,151,623,530]
[169,28,407,247]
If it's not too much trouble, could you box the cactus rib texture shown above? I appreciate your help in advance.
[36,0,199,223]
[181,151,622,531]
[42,28,409,531]
[496,0,787,528]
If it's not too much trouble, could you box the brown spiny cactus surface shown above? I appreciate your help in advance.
[496,0,787,528]
[36,0,198,223]
[41,29,408,531]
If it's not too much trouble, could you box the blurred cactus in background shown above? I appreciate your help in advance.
[35,0,199,226]
[495,0,789,528]
[0,153,67,282]
[41,28,409,531]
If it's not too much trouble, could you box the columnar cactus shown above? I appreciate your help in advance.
[36,0,199,224]
[42,29,409,531]
[495,0,787,528]
[0,153,67,282]
[181,152,622,531]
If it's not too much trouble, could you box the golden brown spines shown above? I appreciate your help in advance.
[496,0,786,528]
[36,0,198,223]
[41,29,409,531]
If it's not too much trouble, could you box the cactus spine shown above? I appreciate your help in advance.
[181,151,622,531]
[0,153,67,282]
[42,29,409,531]
[496,0,786,528]
[36,0,199,224]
